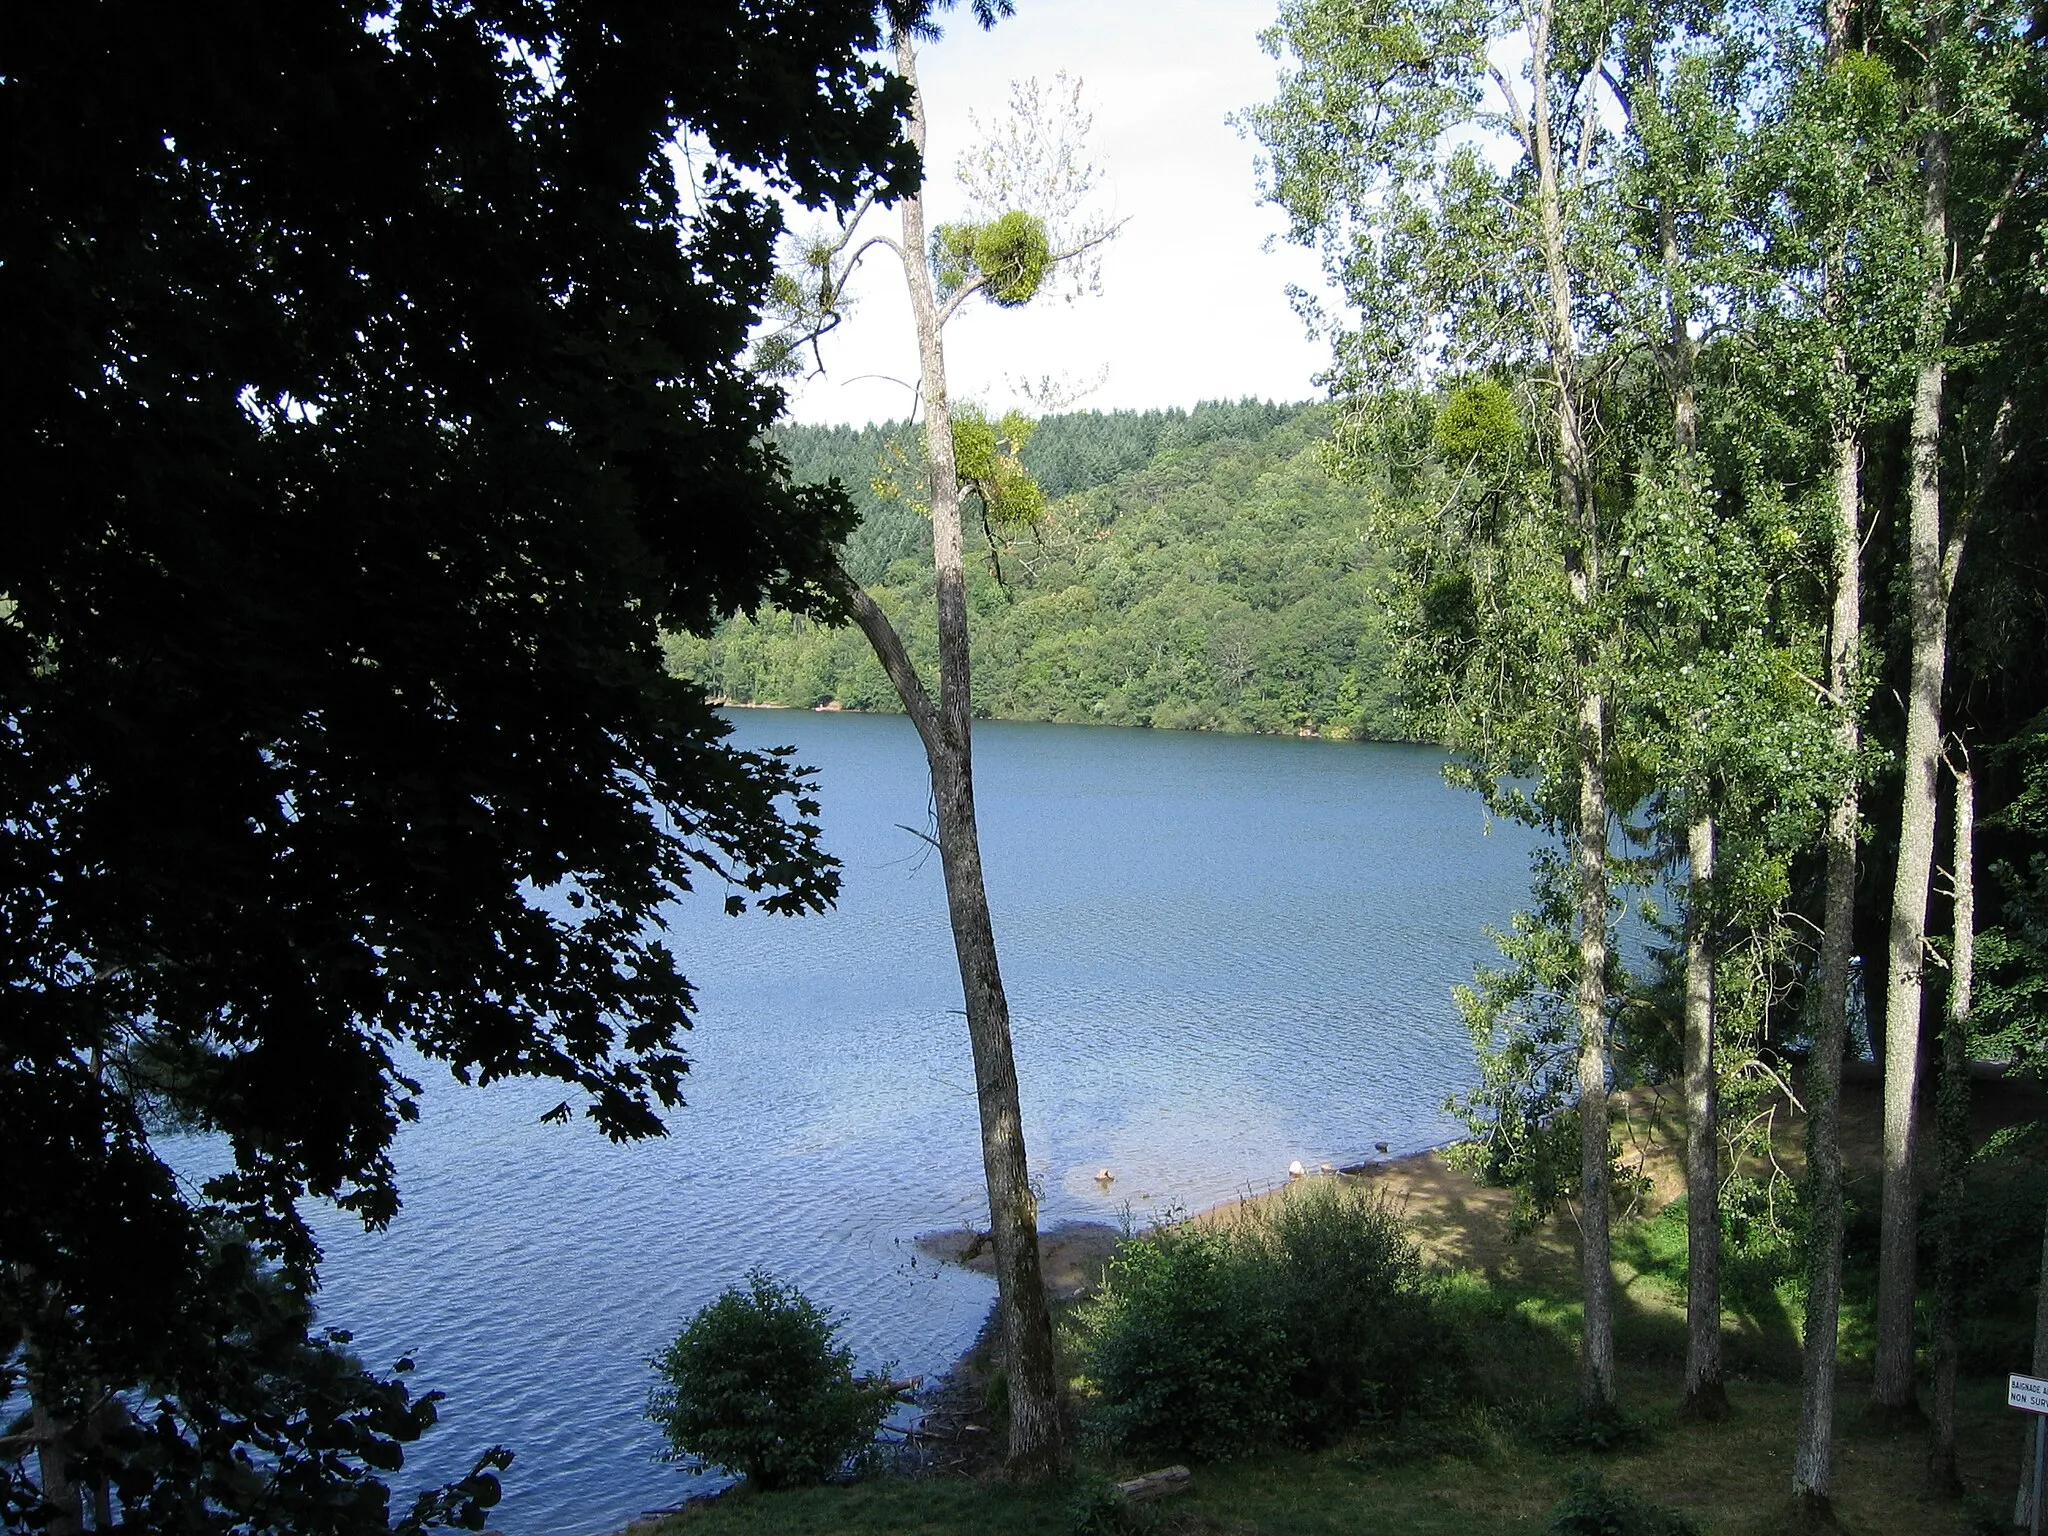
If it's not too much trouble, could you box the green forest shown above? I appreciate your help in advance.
[665,400,1413,740]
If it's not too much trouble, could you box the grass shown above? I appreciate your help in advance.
[628,1081,2042,1536]
[631,1366,2029,1535]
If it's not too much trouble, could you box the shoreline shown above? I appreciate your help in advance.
[906,1134,1500,1445]
[909,1136,1473,1298]
[707,695,1431,747]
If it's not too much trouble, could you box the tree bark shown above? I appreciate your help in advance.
[1574,687,1616,1412]
[823,32,1069,1478]
[1793,417,1861,1519]
[1929,761,1973,1490]
[1794,0,1864,1500]
[29,1399,82,1536]
[1660,131,1720,1418]
[1872,76,1951,1419]
[1526,0,1615,1413]
[1682,814,1726,1419]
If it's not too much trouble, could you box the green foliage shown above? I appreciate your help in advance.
[1432,379,1522,470]
[931,211,1052,307]
[1545,1469,1699,1535]
[1907,1153,2048,1371]
[4,0,914,1522]
[1064,1479,1154,1536]
[1444,853,1646,1234]
[1620,1188,1806,1324]
[975,212,1053,306]
[1077,1222,1291,1459]
[649,1270,894,1490]
[2,1225,513,1533]
[953,406,1048,535]
[691,402,1412,740]
[1979,715,2048,1072]
[1078,1183,1447,1460]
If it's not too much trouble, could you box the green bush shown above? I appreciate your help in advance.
[1263,1178,1442,1442]
[1545,1468,1699,1535]
[1532,1401,1656,1454]
[1077,1220,1292,1459]
[647,1269,893,1489]
[1078,1181,1449,1459]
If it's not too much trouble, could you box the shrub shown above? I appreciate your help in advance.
[647,1269,893,1489]
[1263,1179,1442,1443]
[1078,1182,1450,1459]
[1545,1468,1699,1535]
[1077,1221,1292,1460]
[1533,1401,1656,1454]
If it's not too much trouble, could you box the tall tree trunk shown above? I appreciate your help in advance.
[29,1400,81,1536]
[1872,76,1951,1419]
[1683,814,1726,1418]
[1929,760,1973,1490]
[1528,0,1615,1412]
[1793,417,1862,1519]
[1646,99,1722,1420]
[1794,0,1864,1501]
[824,33,1069,1477]
[1575,688,1616,1411]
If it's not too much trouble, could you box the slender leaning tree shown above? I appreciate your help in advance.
[763,16,1115,1476]
[1740,0,1920,1499]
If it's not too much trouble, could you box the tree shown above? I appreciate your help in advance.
[1251,0,1647,1412]
[648,1270,896,1490]
[2,0,925,1523]
[763,23,1115,1477]
[1734,0,1920,1500]
[1602,0,1747,1416]
[1927,755,1974,1488]
[1864,0,2037,1419]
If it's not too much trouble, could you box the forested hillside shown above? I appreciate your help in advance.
[667,400,1413,739]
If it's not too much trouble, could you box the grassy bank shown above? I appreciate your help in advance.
[630,1369,2025,1534]
[627,1078,2043,1536]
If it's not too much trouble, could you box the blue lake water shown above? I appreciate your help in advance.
[289,713,1541,1535]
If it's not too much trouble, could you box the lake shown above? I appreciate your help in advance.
[296,713,1541,1535]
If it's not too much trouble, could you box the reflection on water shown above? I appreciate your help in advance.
[292,714,1537,1535]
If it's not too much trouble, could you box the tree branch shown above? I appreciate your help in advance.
[1574,53,1605,185]
[1960,149,2039,288]
[935,271,992,329]
[1489,64,1531,150]
[827,562,949,759]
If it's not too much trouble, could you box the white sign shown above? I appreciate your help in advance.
[2010,1374,2048,1413]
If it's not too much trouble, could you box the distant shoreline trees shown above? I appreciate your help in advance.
[667,401,1419,743]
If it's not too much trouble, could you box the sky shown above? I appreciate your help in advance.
[776,0,1343,428]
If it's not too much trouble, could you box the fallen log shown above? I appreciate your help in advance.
[1112,1465,1192,1503]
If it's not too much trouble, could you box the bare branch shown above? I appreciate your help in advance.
[1488,63,1531,150]
[1961,149,2039,288]
[935,271,993,329]
[894,822,942,851]
[1574,51,1605,185]
[827,563,948,759]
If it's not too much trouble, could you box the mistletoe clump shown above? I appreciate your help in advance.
[931,211,1051,307]
[952,405,1046,533]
